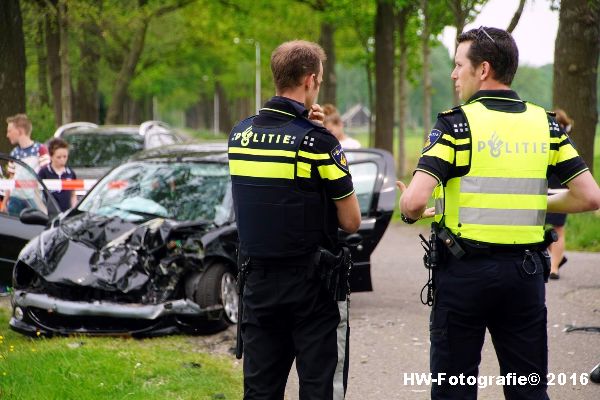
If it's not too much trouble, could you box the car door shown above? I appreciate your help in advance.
[0,154,60,288]
[343,149,396,292]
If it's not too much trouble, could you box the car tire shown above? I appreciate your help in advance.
[193,263,238,331]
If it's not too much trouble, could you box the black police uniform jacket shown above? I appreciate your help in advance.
[228,96,355,258]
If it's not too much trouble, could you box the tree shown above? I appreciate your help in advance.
[319,21,337,105]
[374,0,395,153]
[105,0,196,124]
[396,1,419,177]
[553,0,600,173]
[72,2,102,122]
[58,0,72,124]
[0,0,26,154]
[506,0,526,33]
[420,0,451,138]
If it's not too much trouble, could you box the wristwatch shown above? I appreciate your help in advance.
[401,213,418,224]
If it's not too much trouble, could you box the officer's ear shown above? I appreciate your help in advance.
[304,73,315,90]
[479,61,493,81]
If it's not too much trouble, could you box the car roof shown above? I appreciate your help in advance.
[58,125,141,137]
[54,121,176,138]
[130,142,228,163]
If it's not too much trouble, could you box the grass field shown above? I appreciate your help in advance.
[0,307,242,399]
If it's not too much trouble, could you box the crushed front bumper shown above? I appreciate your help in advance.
[9,290,223,337]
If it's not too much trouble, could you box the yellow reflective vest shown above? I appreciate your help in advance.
[436,100,550,245]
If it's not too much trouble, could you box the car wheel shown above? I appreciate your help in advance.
[194,263,239,327]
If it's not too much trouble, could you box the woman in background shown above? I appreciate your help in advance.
[323,103,361,149]
[546,109,573,279]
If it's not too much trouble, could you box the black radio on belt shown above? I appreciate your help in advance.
[437,228,466,259]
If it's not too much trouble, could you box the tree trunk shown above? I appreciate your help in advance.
[75,20,101,123]
[319,21,336,105]
[507,0,526,33]
[36,19,49,107]
[553,0,600,173]
[421,0,432,139]
[365,61,374,146]
[185,104,200,129]
[396,7,410,178]
[216,82,233,134]
[0,0,26,154]
[374,0,395,153]
[58,0,72,124]
[106,18,149,124]
[46,6,62,126]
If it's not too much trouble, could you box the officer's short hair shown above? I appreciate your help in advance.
[6,113,32,136]
[457,26,519,85]
[271,40,326,92]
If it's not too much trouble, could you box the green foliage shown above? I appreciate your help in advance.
[27,103,56,143]
[512,64,553,109]
[0,308,242,399]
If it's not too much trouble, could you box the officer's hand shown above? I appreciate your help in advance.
[397,181,435,219]
[422,207,435,219]
[308,103,324,125]
[396,181,407,193]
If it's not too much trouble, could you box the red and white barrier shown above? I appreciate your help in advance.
[0,179,97,191]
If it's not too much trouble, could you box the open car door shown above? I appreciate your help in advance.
[0,154,60,287]
[343,148,396,292]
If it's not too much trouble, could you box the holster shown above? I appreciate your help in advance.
[538,249,551,282]
[315,247,352,302]
[235,257,249,360]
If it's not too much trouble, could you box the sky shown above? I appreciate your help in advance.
[441,0,559,67]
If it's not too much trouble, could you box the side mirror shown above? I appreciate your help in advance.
[19,208,49,226]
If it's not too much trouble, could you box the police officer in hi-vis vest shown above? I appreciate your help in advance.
[228,40,361,400]
[398,27,600,399]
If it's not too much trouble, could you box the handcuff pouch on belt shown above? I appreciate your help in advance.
[314,247,352,302]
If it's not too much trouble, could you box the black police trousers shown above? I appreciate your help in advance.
[241,259,349,400]
[430,251,549,400]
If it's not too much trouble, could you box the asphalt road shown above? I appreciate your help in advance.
[284,224,600,399]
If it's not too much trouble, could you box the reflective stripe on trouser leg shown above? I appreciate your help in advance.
[333,300,349,400]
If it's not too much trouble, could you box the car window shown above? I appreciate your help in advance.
[78,161,231,223]
[63,131,144,168]
[349,162,378,214]
[0,157,48,217]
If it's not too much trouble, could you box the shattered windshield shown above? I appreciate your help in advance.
[78,161,231,223]
[63,131,144,168]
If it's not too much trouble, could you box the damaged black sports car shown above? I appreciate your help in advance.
[7,145,239,337]
[3,143,395,337]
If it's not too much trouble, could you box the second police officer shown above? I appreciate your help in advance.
[228,40,361,400]
[399,27,600,400]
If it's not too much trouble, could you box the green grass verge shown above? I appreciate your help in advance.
[0,308,242,399]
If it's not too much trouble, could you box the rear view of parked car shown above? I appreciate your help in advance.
[54,120,185,179]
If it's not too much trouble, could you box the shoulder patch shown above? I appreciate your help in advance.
[437,106,460,118]
[331,144,349,173]
[422,129,443,153]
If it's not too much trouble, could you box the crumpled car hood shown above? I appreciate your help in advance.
[20,213,211,302]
